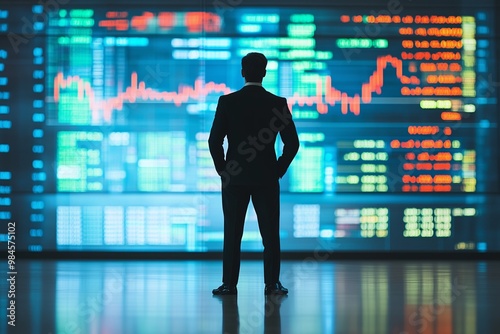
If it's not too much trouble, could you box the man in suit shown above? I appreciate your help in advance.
[208,52,299,295]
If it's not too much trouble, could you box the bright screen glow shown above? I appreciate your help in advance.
[0,0,498,252]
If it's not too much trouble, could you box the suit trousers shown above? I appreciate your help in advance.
[221,180,281,286]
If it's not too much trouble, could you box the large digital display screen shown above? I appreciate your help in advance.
[0,0,499,252]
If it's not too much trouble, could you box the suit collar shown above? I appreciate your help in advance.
[244,82,263,87]
[241,84,265,91]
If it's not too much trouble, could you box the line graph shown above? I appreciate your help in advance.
[53,72,232,123]
[53,55,424,122]
[288,55,421,115]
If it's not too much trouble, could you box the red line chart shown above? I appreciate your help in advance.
[53,55,421,121]
[288,55,420,115]
[54,72,232,122]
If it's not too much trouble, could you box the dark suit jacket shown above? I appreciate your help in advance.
[208,84,299,186]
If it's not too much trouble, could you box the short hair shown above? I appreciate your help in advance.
[241,52,267,82]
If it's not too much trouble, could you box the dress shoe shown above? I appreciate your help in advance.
[264,282,288,295]
[212,284,237,295]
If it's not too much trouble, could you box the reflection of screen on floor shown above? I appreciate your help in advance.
[1,0,498,252]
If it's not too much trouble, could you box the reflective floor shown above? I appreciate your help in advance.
[1,259,499,333]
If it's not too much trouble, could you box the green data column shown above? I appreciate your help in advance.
[49,9,95,125]
[289,133,325,192]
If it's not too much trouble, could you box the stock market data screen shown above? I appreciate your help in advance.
[0,0,499,252]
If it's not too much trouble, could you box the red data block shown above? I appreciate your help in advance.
[158,12,174,30]
[185,12,221,32]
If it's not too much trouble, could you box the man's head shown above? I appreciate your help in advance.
[241,52,267,83]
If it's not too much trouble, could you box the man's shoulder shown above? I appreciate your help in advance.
[219,89,241,100]
[263,90,286,101]
[219,87,287,104]
[242,87,287,100]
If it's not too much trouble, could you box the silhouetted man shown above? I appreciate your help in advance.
[209,52,299,295]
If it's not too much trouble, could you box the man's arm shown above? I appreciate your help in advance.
[276,100,299,178]
[208,96,228,174]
